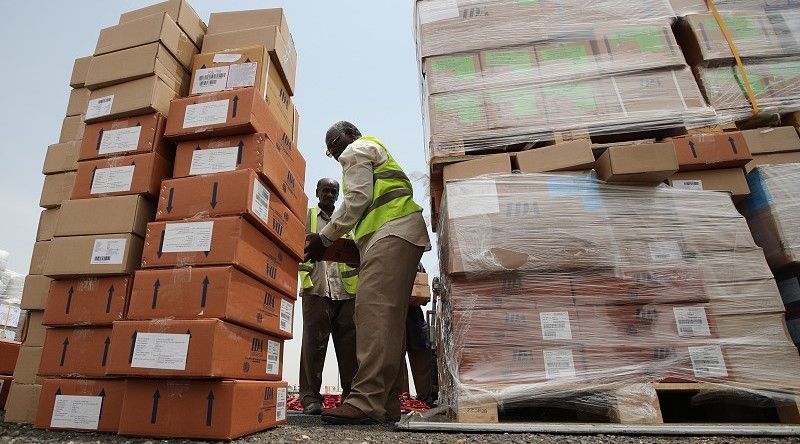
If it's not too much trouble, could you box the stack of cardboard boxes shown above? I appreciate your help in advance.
[0,339,20,412]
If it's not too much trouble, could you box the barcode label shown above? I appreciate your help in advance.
[543,349,576,379]
[86,95,114,119]
[673,306,711,337]
[279,299,293,333]
[276,387,287,421]
[266,340,281,375]
[191,67,229,94]
[90,239,126,265]
[539,312,572,340]
[688,345,728,377]
[673,179,704,191]
[649,240,682,262]
[251,180,271,223]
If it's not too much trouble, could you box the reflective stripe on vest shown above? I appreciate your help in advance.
[298,207,359,295]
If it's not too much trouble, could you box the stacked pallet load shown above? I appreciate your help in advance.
[101,8,303,440]
[0,251,24,341]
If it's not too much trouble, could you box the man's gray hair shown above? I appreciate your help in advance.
[325,121,362,147]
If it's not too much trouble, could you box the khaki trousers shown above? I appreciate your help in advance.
[344,236,424,421]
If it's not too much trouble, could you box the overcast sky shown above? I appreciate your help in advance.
[1,1,438,392]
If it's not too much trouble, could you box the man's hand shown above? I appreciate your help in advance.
[304,233,326,262]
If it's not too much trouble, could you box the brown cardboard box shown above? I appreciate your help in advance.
[39,172,76,209]
[485,85,548,131]
[107,319,284,380]
[36,209,61,241]
[80,113,170,161]
[677,13,783,65]
[741,126,800,154]
[0,375,11,409]
[120,0,206,50]
[141,217,298,297]
[190,46,294,134]
[71,152,172,201]
[745,152,800,173]
[85,76,179,123]
[535,39,599,76]
[12,346,43,385]
[597,24,684,69]
[320,238,360,265]
[156,170,304,261]
[292,107,300,144]
[428,91,490,146]
[69,56,92,88]
[172,133,307,219]
[614,68,707,115]
[21,275,53,311]
[127,266,294,338]
[43,234,144,278]
[424,53,482,95]
[65,88,90,117]
[35,378,126,433]
[668,168,751,197]
[95,13,197,70]
[118,380,287,440]
[3,382,41,424]
[59,115,85,143]
[208,8,294,57]
[442,153,512,183]
[203,24,296,95]
[673,132,752,171]
[29,242,51,275]
[43,276,132,327]
[38,327,114,377]
[516,140,595,173]
[0,339,20,374]
[43,141,79,175]
[54,195,155,238]
[596,142,679,183]
[20,311,46,347]
[85,43,189,93]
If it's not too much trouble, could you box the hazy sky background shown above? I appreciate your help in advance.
[0,1,438,392]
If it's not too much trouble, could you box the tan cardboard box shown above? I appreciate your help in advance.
[79,113,170,161]
[442,153,512,183]
[71,152,172,201]
[28,242,51,275]
[85,76,178,123]
[20,275,52,311]
[676,12,783,65]
[54,195,155,238]
[42,141,79,175]
[516,140,595,173]
[3,382,41,424]
[668,168,750,197]
[36,209,60,242]
[69,56,92,88]
[741,126,800,154]
[20,311,46,347]
[596,142,678,183]
[120,0,207,50]
[39,172,76,209]
[745,152,800,173]
[43,234,144,278]
[65,88,90,117]
[85,43,189,93]
[59,115,85,143]
[11,346,43,384]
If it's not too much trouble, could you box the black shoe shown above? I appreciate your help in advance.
[303,402,323,415]
[321,404,379,425]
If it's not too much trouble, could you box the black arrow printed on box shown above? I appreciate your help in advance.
[106,285,114,314]
[201,277,210,308]
[65,287,74,314]
[728,137,738,154]
[96,129,104,151]
[98,389,106,420]
[210,182,219,209]
[689,141,697,158]
[60,337,69,366]
[152,279,161,309]
[166,188,174,213]
[128,331,137,363]
[232,95,239,118]
[102,337,110,367]
[157,230,165,258]
[237,141,244,164]
[150,389,160,424]
[206,391,215,426]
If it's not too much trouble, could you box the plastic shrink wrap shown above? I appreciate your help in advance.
[0,253,23,340]
[436,173,800,420]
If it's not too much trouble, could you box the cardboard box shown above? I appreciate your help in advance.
[127,266,294,338]
[292,107,300,144]
[0,375,11,409]
[35,378,126,433]
[85,43,189,94]
[745,152,800,173]
[43,276,132,327]
[65,88,90,117]
[172,133,307,219]
[677,13,783,65]
[3,382,41,424]
[0,339,20,374]
[95,12,197,70]
[59,115,85,143]
[39,172,76,209]
[321,238,360,265]
[43,234,144,278]
[12,346,43,385]
[29,241,51,275]
[141,217,298,297]
[424,53,482,95]
[157,170,304,261]
[20,311,46,347]
[597,24,685,69]
[208,8,294,57]
[118,379,287,440]
[428,92,490,145]
[741,126,800,154]
[54,195,155,238]
[614,68,707,115]
[43,141,79,175]
[69,56,92,88]
[516,140,595,173]
[79,113,170,161]
[596,142,679,183]
[673,132,752,171]
[71,152,172,201]
[119,0,206,50]
[36,209,61,242]
[442,154,512,183]
[107,319,285,380]
[21,275,53,311]
[38,327,114,378]
[535,39,599,77]
[541,78,621,123]
[668,168,751,197]
[85,76,179,123]
[485,85,549,131]
[190,46,294,134]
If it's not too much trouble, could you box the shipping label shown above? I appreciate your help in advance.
[98,126,142,155]
[131,333,191,370]
[672,179,704,191]
[649,240,683,262]
[162,221,214,254]
[0,303,21,328]
[276,387,287,421]
[192,67,229,94]
[213,53,243,63]
[189,146,239,175]
[266,340,280,375]
[539,312,573,340]
[85,95,114,120]
[448,180,500,219]
[279,299,293,334]
[90,238,127,265]
[673,306,711,337]
[688,345,728,378]
[418,0,459,24]
[50,395,103,430]
[91,165,135,194]
[183,100,230,128]
[251,180,271,223]
[227,62,258,89]
[543,349,576,379]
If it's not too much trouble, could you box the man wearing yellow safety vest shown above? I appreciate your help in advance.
[297,178,359,416]
[305,121,431,425]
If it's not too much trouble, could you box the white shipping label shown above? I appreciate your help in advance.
[50,395,103,430]
[539,312,573,340]
[267,340,280,375]
[0,303,21,328]
[213,53,243,63]
[543,349,576,379]
[98,126,142,155]
[276,387,287,421]
[183,100,230,128]
[226,62,258,89]
[279,299,293,333]
[649,240,682,262]
[162,221,214,254]
[688,345,728,378]
[673,306,711,337]
[192,67,229,94]
[447,180,500,219]
[251,180,271,223]
[85,95,114,119]
[91,165,135,195]
[189,147,239,175]
[131,333,190,370]
[672,179,704,191]
[418,0,459,24]
[90,239,127,265]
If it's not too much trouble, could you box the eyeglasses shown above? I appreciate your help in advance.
[326,135,340,158]
[325,149,333,158]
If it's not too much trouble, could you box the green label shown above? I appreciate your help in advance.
[705,16,758,40]
[430,56,478,80]
[539,45,590,68]
[543,84,597,111]
[489,89,540,117]
[707,66,765,97]
[610,27,665,53]
[516,0,540,5]
[484,49,534,70]
[433,96,483,124]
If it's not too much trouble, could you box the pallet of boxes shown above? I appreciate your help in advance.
[0,250,24,417]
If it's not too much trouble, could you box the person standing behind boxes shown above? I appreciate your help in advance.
[297,178,358,415]
[305,122,431,424]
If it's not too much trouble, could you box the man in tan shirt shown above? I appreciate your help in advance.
[305,121,431,424]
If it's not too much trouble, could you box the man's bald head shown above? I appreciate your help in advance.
[316,178,339,213]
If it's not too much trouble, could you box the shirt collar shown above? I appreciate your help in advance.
[317,206,332,221]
